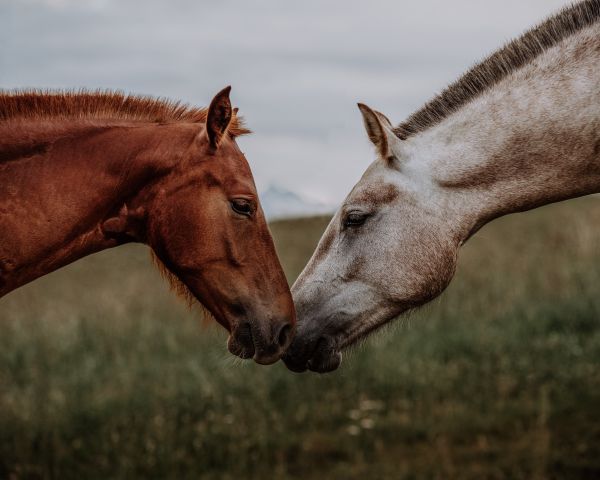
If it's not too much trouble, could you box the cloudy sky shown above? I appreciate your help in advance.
[1,0,571,204]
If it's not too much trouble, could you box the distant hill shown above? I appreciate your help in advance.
[259,184,334,220]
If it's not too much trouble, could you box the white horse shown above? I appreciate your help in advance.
[284,0,600,373]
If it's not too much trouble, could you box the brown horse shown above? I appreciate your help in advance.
[0,86,294,365]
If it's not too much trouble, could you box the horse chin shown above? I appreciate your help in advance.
[225,320,287,366]
[308,350,342,373]
[283,335,343,374]
[283,349,342,374]
[226,322,255,360]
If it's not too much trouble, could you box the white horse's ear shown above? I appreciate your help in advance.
[374,110,392,128]
[357,103,402,163]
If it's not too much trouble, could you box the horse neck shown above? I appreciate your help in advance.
[0,119,192,296]
[412,21,600,241]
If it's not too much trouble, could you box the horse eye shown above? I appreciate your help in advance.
[231,199,254,217]
[344,212,369,228]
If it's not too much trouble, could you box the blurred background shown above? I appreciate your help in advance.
[2,1,600,479]
[1,0,574,214]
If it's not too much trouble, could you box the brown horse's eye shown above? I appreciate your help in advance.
[231,199,254,217]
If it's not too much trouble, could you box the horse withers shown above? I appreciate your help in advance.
[0,87,294,365]
[285,0,600,372]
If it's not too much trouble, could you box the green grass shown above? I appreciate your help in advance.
[1,197,600,479]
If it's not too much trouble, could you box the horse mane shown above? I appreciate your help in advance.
[0,89,251,137]
[395,0,600,139]
[150,250,215,324]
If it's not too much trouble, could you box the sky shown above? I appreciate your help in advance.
[1,0,571,204]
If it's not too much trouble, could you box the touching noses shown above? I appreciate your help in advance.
[275,321,294,351]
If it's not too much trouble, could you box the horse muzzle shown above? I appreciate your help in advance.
[283,334,342,373]
[227,318,294,365]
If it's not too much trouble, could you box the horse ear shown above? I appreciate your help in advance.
[206,86,233,148]
[357,103,402,163]
[374,110,392,128]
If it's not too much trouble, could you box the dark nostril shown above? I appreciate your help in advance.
[277,323,292,348]
[237,322,253,345]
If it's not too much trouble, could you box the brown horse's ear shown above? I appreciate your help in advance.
[357,103,403,163]
[206,86,233,148]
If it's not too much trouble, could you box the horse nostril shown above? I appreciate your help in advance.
[277,323,292,348]
[237,322,253,345]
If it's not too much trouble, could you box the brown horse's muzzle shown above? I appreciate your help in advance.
[177,267,295,364]
[227,316,294,365]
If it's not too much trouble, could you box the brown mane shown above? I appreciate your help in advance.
[395,0,600,139]
[150,251,215,325]
[0,89,251,137]
[150,251,195,308]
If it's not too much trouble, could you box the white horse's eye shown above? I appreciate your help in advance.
[343,212,369,228]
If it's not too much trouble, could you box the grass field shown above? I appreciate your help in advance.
[1,197,600,479]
